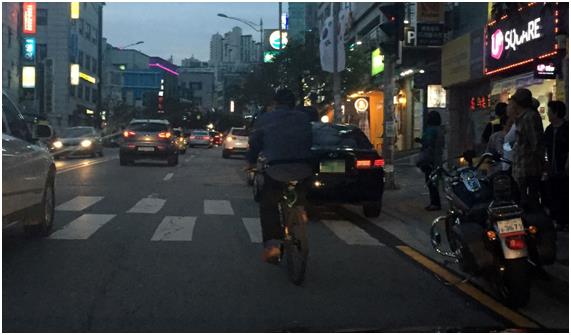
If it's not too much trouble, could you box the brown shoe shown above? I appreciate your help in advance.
[262,246,281,264]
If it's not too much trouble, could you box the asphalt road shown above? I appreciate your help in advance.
[2,147,528,332]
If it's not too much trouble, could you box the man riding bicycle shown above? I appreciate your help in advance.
[246,87,314,264]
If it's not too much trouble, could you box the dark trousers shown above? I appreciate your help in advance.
[424,168,441,207]
[259,174,308,244]
[548,176,569,227]
[516,176,542,211]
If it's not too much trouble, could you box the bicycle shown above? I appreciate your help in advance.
[247,167,309,285]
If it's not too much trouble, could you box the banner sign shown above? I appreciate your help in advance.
[416,23,444,46]
[23,37,36,62]
[23,2,36,34]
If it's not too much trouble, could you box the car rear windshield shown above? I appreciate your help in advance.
[129,123,168,132]
[192,131,209,136]
[62,127,94,137]
[231,129,249,136]
[312,123,373,150]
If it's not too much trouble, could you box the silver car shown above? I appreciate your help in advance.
[2,92,56,236]
[222,127,249,158]
[189,129,212,148]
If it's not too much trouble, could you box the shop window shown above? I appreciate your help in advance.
[37,9,48,26]
[38,44,47,61]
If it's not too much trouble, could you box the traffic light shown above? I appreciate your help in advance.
[378,3,405,55]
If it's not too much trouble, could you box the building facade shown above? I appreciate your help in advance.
[2,3,21,101]
[27,2,104,130]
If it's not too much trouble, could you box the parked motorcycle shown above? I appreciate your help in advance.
[429,152,556,308]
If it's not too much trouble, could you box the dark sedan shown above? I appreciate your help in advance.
[307,123,385,217]
[119,119,178,166]
[50,126,103,159]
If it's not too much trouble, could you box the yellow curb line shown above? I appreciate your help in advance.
[396,245,540,329]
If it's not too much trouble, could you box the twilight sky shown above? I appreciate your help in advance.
[103,2,284,65]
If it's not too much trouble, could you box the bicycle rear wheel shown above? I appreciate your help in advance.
[284,206,309,285]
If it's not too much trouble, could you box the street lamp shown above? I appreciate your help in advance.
[217,13,263,63]
[119,41,144,50]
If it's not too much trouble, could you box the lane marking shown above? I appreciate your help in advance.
[163,173,174,181]
[55,196,104,212]
[56,156,117,175]
[204,200,234,215]
[242,218,262,243]
[127,197,166,214]
[49,214,115,240]
[322,220,385,246]
[396,245,540,329]
[151,216,197,241]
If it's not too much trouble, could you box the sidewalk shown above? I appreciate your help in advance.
[345,162,569,329]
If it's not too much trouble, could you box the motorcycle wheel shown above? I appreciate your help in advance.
[496,258,530,308]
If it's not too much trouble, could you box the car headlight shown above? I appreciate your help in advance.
[81,139,92,148]
[53,141,63,149]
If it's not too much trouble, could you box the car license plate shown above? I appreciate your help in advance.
[320,160,345,173]
[138,147,155,152]
[497,218,525,236]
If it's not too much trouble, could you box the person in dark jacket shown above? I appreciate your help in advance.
[247,87,313,263]
[416,110,445,211]
[544,100,568,230]
[481,102,508,145]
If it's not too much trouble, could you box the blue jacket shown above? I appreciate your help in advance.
[247,105,313,165]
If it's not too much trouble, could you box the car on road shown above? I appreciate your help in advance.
[189,129,212,148]
[209,130,223,146]
[2,91,56,236]
[51,126,104,159]
[253,123,385,217]
[308,123,385,217]
[119,119,178,166]
[222,127,249,158]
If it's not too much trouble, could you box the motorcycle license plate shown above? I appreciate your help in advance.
[497,218,525,236]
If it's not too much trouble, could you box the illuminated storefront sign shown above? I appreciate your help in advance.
[71,2,80,19]
[371,48,384,76]
[354,98,369,113]
[263,51,279,63]
[534,62,557,79]
[23,37,36,62]
[469,95,491,111]
[427,85,446,108]
[70,64,80,85]
[79,72,97,84]
[269,30,288,50]
[23,2,36,34]
[22,66,36,88]
[484,3,560,76]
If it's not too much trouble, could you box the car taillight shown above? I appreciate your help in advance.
[356,160,371,169]
[203,136,210,140]
[123,130,136,138]
[374,159,385,168]
[158,132,171,139]
[506,236,526,250]
[189,136,196,140]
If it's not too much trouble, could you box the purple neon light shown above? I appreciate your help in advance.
[149,63,179,76]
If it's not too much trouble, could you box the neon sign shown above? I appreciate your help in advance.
[23,37,36,62]
[484,3,559,76]
[23,2,36,34]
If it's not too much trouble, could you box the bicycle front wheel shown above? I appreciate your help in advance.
[284,206,309,286]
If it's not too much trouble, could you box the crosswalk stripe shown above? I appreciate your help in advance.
[322,220,385,246]
[151,216,197,241]
[127,198,166,214]
[204,200,234,215]
[242,218,262,243]
[49,214,115,240]
[55,196,104,212]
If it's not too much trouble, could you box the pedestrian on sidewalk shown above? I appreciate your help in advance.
[509,88,545,211]
[486,115,509,175]
[544,100,569,231]
[415,110,445,211]
[482,102,508,145]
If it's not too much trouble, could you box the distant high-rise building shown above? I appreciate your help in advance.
[288,2,318,44]
[2,3,21,100]
[209,33,223,65]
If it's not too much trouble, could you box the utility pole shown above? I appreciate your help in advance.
[382,53,396,189]
[260,18,264,63]
[332,2,342,123]
[279,2,283,50]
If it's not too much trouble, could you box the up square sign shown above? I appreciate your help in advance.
[484,3,560,76]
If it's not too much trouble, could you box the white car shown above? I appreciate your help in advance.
[222,127,249,158]
[2,91,56,236]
